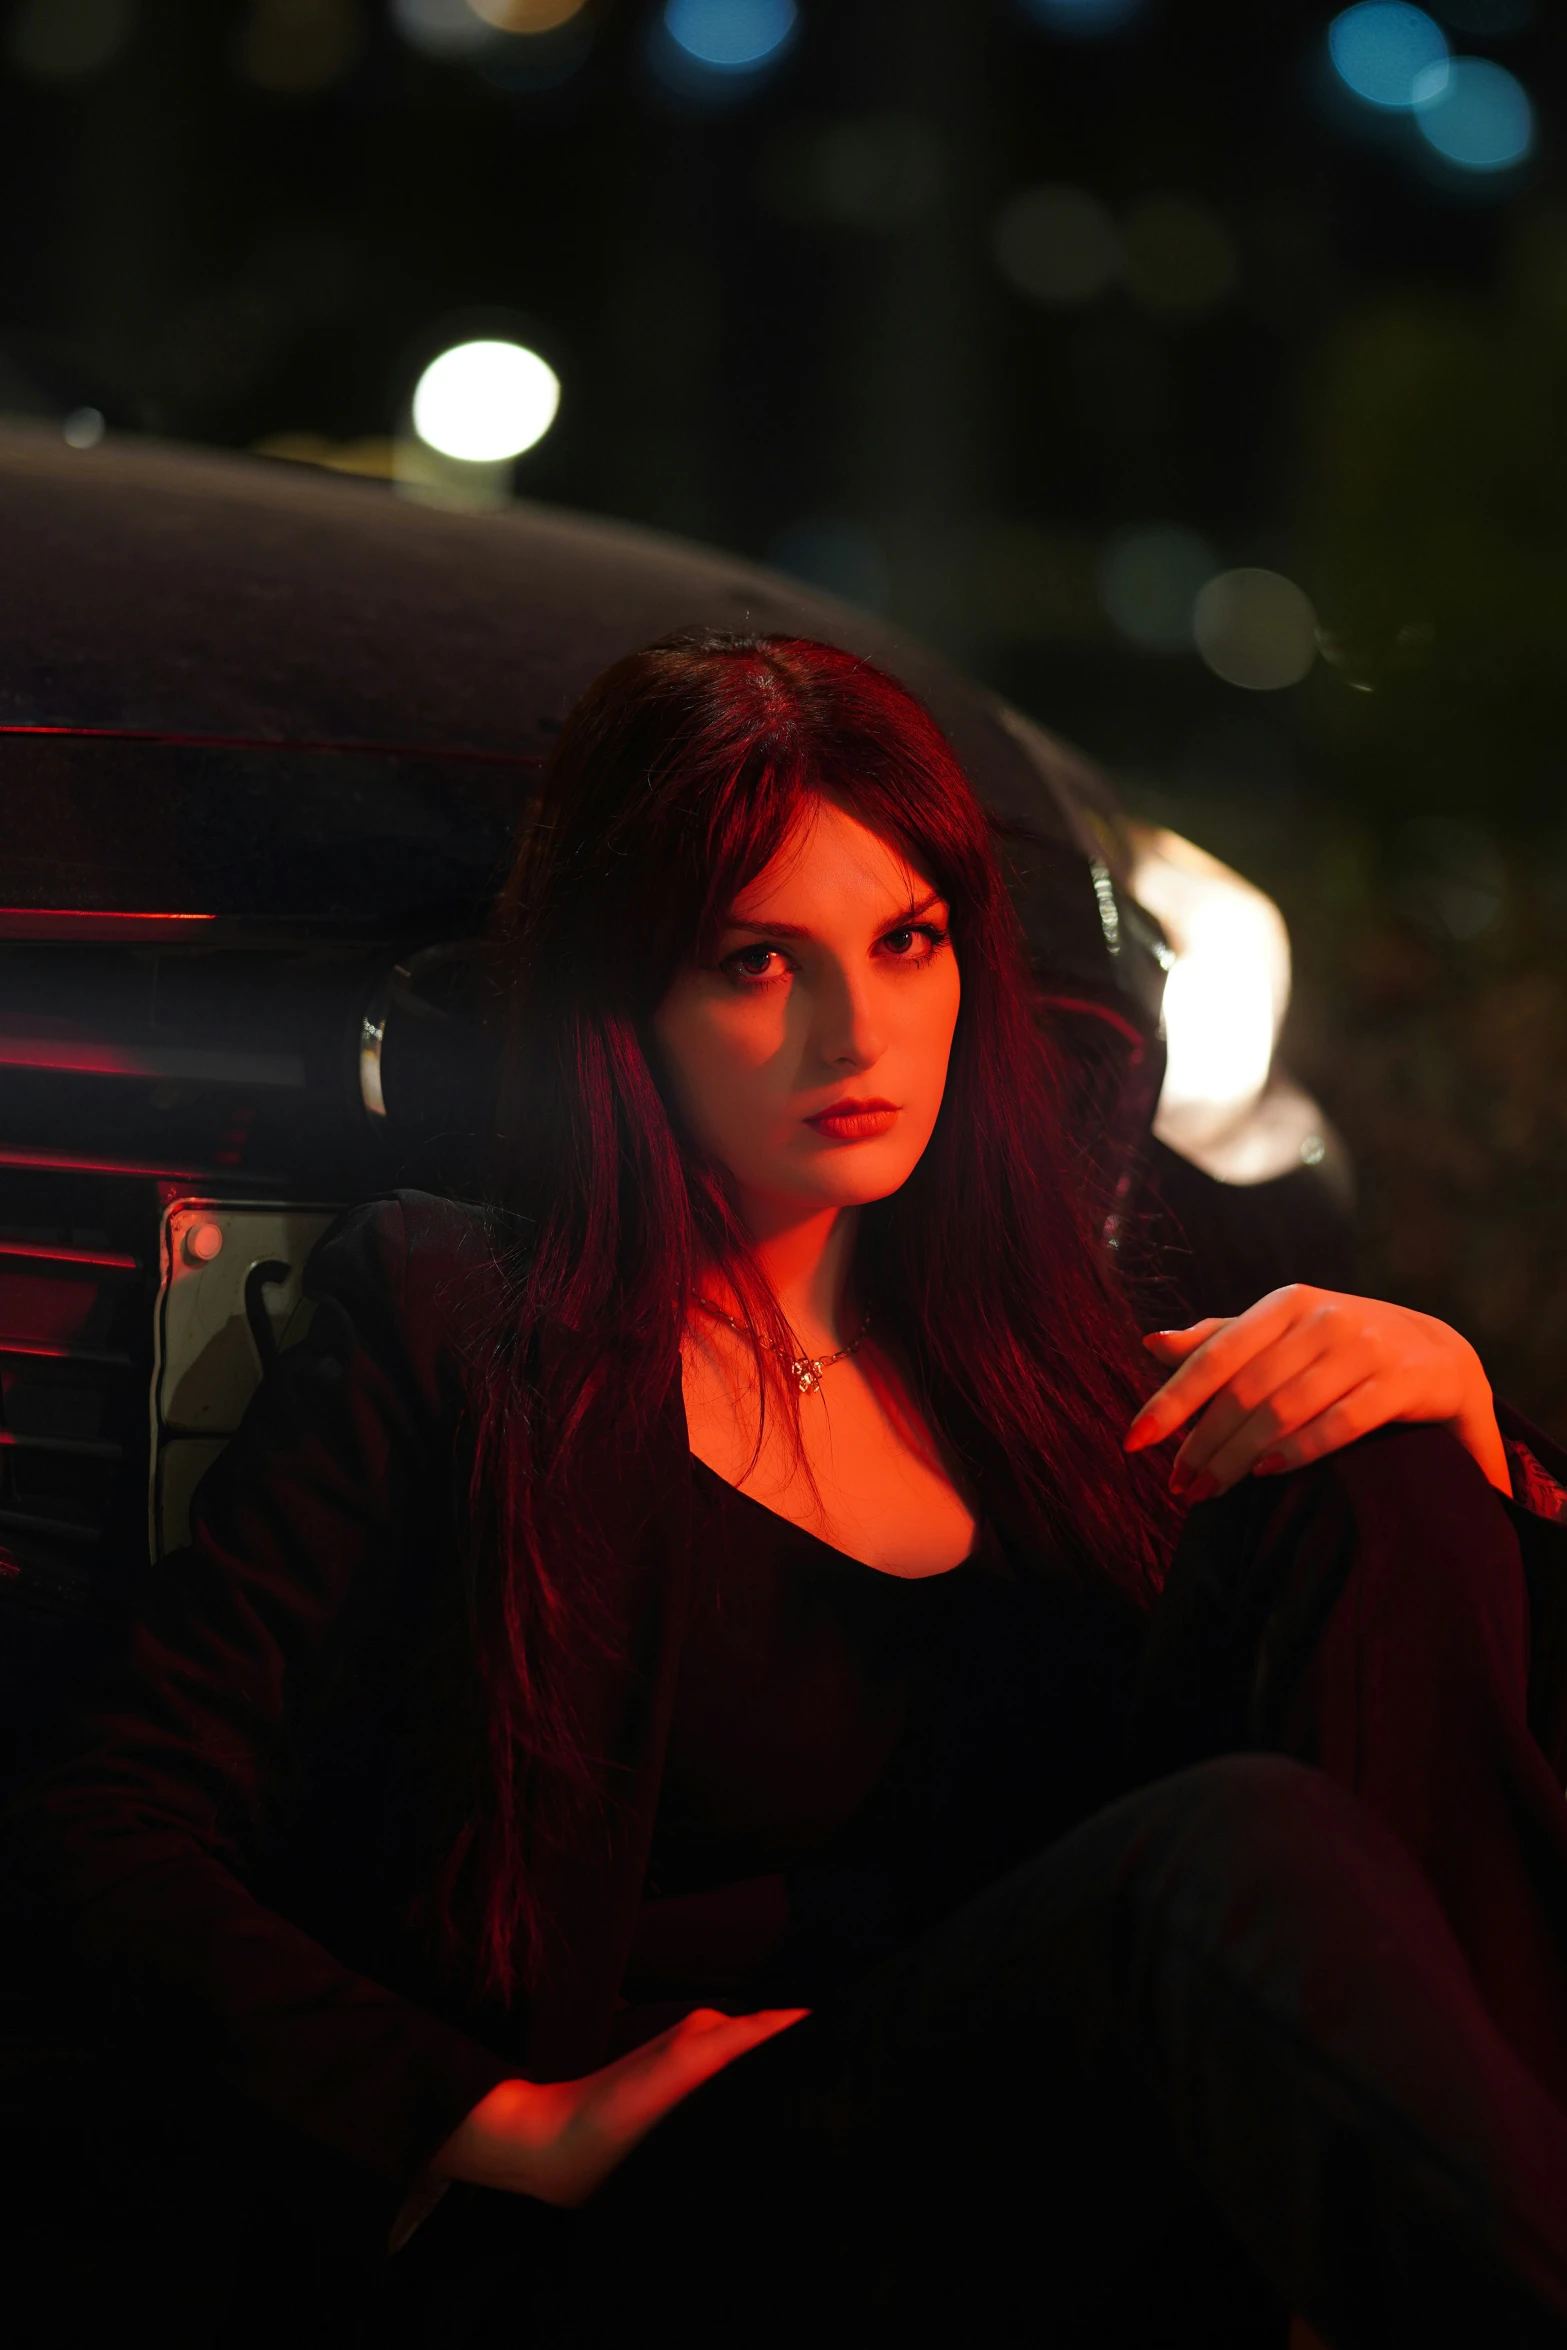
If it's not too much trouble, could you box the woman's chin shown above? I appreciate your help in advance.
[773,1146,922,1212]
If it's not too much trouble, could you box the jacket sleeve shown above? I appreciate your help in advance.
[1498,1400,1567,1525]
[1495,1401,1567,1781]
[13,1194,513,2227]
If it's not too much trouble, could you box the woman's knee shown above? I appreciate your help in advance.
[1111,1754,1453,1985]
[1305,1422,1520,1617]
[1303,1418,1491,1513]
[1010,1754,1400,1960]
[1211,1418,1519,1630]
[1121,1752,1364,1888]
[1141,1427,1520,1774]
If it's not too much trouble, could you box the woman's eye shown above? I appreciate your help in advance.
[724,944,787,984]
[880,922,947,962]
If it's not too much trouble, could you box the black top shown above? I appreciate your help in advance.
[620,1458,1144,2025]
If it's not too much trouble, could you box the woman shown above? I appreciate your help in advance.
[24,633,1567,2346]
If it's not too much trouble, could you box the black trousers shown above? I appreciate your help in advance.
[393,1426,1567,2348]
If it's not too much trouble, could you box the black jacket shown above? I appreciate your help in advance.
[24,1194,702,2238]
[20,1189,1567,2249]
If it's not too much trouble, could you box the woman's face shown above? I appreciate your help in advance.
[651,799,961,1224]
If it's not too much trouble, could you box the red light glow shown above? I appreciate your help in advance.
[0,1144,215,1180]
[0,1241,139,1271]
[0,722,542,766]
[0,909,216,942]
[0,908,214,921]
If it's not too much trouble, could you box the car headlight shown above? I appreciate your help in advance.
[1127,820,1343,1189]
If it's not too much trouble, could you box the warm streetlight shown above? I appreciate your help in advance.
[410,339,561,463]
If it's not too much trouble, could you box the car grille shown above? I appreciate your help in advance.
[0,1156,171,1771]
[0,934,494,1776]
[0,1159,161,1570]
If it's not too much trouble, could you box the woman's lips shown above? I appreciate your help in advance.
[805,1100,899,1142]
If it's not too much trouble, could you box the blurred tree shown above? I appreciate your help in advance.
[1307,211,1567,826]
[1284,226,1567,1436]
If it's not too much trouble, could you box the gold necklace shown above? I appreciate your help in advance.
[694,1296,872,1396]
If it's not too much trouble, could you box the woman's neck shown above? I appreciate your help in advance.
[732,1197,860,1352]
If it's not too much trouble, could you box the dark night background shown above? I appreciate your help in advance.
[4,0,1567,1430]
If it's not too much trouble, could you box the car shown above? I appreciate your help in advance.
[0,424,1349,1775]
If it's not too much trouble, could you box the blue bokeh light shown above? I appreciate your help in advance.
[1096,525,1217,652]
[663,0,797,70]
[1018,0,1145,33]
[1414,55,1534,170]
[1328,3,1448,109]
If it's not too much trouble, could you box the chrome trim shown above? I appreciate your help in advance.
[1088,859,1121,958]
[359,973,395,1120]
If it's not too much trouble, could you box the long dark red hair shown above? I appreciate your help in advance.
[431,631,1174,2003]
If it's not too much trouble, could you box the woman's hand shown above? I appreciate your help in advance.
[1124,1285,1509,1503]
[428,2004,808,2209]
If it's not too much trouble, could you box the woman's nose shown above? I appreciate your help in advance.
[813,967,885,1070]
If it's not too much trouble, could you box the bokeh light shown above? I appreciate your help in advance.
[1097,525,1216,651]
[391,0,489,58]
[1413,56,1534,171]
[663,0,796,70]
[62,407,106,448]
[411,340,560,462]
[468,0,585,28]
[1327,3,1448,109]
[1192,568,1319,691]
[1016,0,1146,35]
[7,0,135,80]
[992,186,1121,306]
[1121,194,1238,320]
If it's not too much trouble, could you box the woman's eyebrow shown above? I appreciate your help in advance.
[723,889,946,939]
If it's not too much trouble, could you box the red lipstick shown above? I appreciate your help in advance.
[805,1096,899,1142]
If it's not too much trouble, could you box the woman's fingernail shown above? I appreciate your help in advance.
[1125,1416,1152,1452]
[1168,1461,1191,1496]
[1254,1452,1286,1476]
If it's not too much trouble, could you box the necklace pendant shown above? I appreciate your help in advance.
[693,1296,868,1395]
